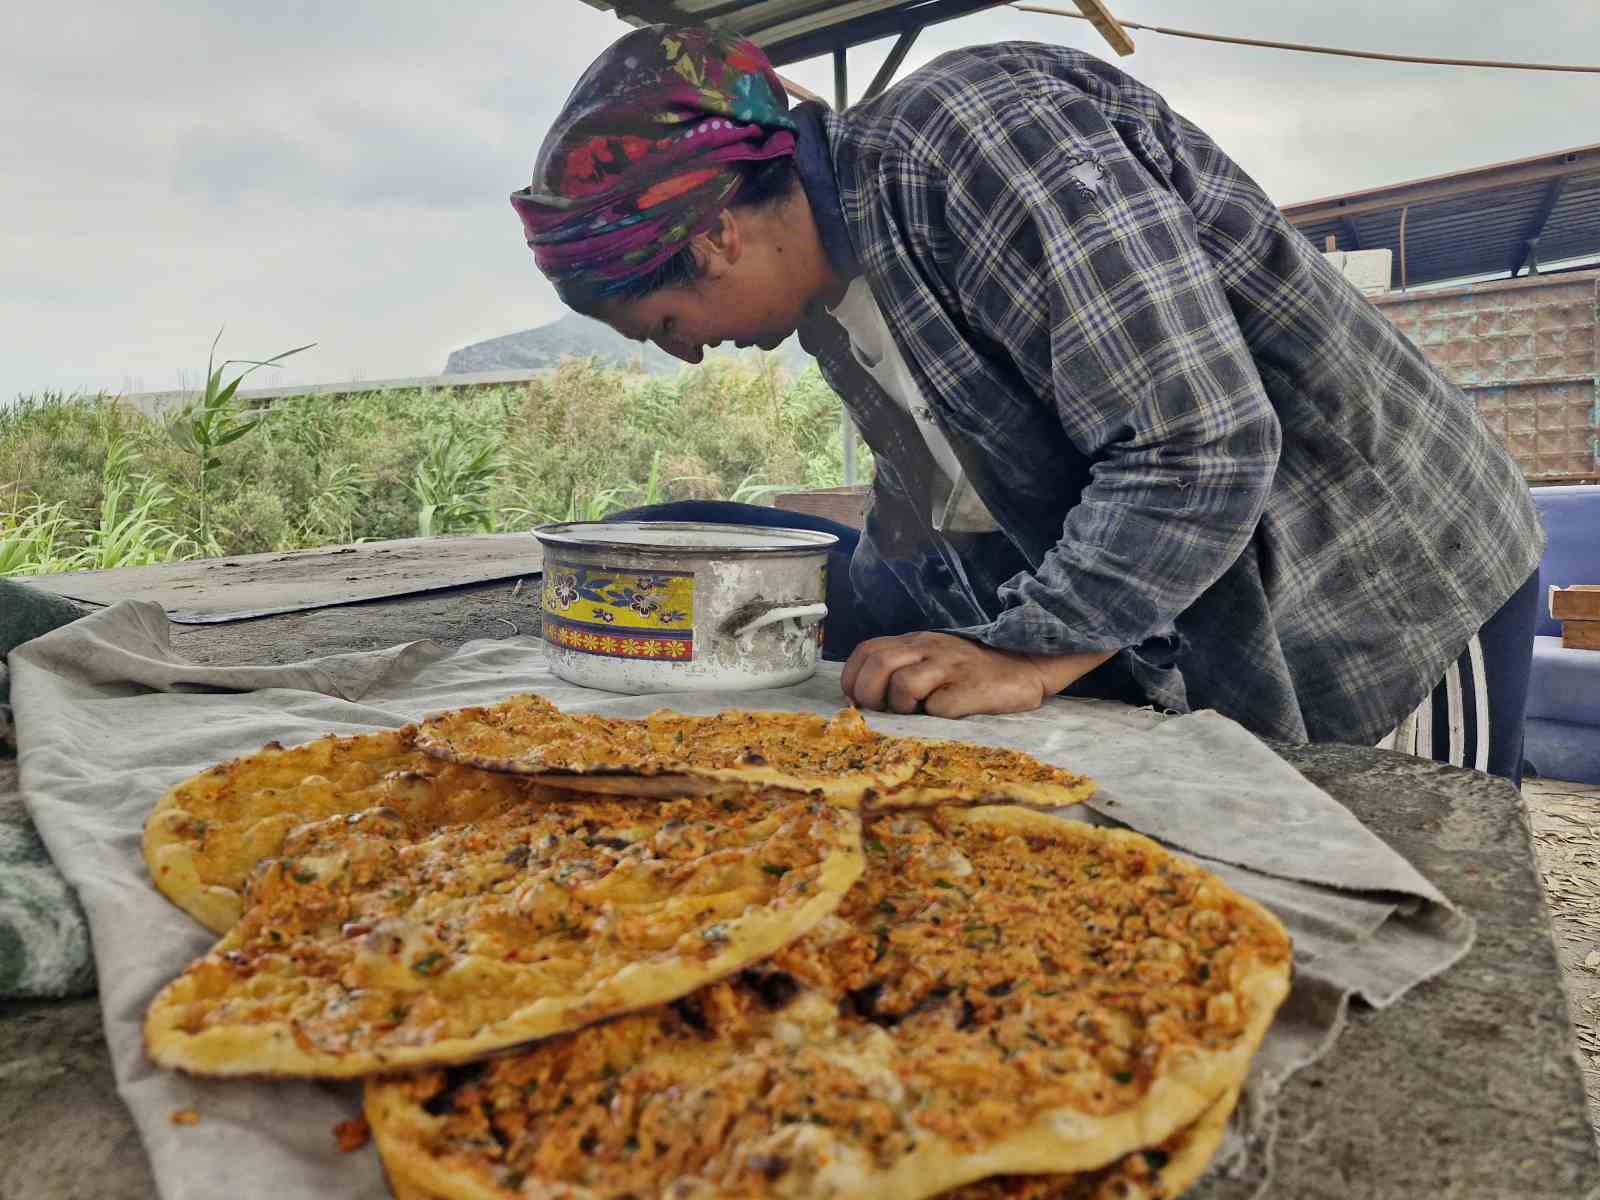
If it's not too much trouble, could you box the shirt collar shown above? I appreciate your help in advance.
[791,101,861,280]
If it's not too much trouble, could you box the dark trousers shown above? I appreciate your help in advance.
[1423,569,1540,785]
[608,503,1539,783]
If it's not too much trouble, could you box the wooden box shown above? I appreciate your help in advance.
[1551,585,1600,649]
[772,485,870,531]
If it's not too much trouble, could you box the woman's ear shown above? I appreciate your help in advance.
[691,208,745,281]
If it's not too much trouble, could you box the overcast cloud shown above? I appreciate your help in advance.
[3,0,1596,401]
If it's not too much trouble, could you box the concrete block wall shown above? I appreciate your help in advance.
[1324,249,1394,296]
[1378,270,1599,482]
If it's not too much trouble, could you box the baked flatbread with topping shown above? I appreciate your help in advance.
[375,1091,1237,1200]
[365,808,1289,1199]
[415,696,1093,812]
[415,697,923,805]
[143,730,537,934]
[876,738,1096,810]
[144,788,863,1078]
[377,1088,1236,1200]
[949,1085,1239,1199]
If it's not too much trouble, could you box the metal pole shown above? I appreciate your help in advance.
[833,47,859,488]
[864,28,921,100]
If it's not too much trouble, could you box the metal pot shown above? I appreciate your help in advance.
[532,521,836,694]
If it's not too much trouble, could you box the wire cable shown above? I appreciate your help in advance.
[1011,4,1600,74]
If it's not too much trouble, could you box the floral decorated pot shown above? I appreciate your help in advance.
[532,522,835,694]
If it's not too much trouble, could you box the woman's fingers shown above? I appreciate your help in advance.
[839,635,891,698]
[842,638,929,711]
[922,675,1035,720]
[884,658,951,715]
[840,631,1062,718]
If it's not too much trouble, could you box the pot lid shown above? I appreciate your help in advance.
[533,521,838,556]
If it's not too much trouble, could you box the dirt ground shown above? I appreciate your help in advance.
[1522,775,1600,1142]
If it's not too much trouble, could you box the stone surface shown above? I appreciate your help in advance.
[0,995,154,1200]
[2,581,1598,1198]
[1523,776,1600,1134]
[163,577,537,666]
[1208,745,1599,1198]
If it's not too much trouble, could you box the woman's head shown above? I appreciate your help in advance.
[512,25,837,362]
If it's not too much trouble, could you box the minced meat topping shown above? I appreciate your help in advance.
[396,808,1289,1198]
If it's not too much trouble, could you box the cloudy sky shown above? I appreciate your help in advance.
[4,0,1596,402]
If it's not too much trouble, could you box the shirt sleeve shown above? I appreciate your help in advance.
[884,61,1283,659]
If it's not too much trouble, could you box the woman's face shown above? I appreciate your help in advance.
[601,279,797,364]
[595,205,826,364]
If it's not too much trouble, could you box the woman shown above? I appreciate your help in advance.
[512,25,1543,780]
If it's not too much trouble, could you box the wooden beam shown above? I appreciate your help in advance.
[1070,0,1135,55]
[777,73,825,105]
[864,27,922,99]
[1510,175,1570,277]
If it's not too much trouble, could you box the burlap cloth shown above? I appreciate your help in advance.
[10,602,1473,1199]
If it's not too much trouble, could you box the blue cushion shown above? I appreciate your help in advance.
[1527,635,1600,725]
[1525,716,1600,786]
[1530,485,1600,639]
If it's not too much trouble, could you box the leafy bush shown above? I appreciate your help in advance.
[0,355,870,576]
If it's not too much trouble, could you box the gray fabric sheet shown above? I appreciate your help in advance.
[11,601,1474,1199]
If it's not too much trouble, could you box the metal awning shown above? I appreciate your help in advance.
[1282,142,1600,288]
[576,1,1015,67]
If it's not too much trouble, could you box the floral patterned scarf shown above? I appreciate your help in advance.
[512,25,798,297]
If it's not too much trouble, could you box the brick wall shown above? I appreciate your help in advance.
[1377,271,1600,482]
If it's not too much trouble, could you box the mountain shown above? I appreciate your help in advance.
[443,312,812,377]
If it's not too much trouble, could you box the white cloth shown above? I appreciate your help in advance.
[1378,633,1491,772]
[11,602,1474,1200]
[827,277,999,533]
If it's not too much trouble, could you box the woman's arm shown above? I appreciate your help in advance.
[887,53,1281,661]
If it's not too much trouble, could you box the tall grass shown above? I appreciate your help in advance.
[0,356,870,576]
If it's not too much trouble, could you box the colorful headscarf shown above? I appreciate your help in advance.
[511,25,798,298]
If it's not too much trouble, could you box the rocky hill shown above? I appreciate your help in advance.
[443,312,811,377]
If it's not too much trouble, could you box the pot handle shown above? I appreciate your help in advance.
[730,602,829,642]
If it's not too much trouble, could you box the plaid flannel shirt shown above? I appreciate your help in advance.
[792,44,1543,744]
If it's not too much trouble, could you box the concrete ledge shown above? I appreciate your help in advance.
[118,367,558,416]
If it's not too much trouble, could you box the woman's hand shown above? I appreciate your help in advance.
[840,631,1116,719]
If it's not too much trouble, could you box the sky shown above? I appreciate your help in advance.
[3,0,1597,402]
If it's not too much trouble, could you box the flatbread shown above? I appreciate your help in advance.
[364,808,1289,1199]
[144,730,533,934]
[875,738,1097,810]
[382,1088,1236,1200]
[377,1094,1236,1200]
[144,788,863,1078]
[948,1085,1239,1199]
[415,696,1092,813]
[415,697,923,804]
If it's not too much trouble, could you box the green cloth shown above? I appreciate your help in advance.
[2,581,89,724]
[1,580,95,996]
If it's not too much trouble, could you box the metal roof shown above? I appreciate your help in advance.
[573,5,1600,289]
[575,0,1013,67]
[1282,142,1600,288]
